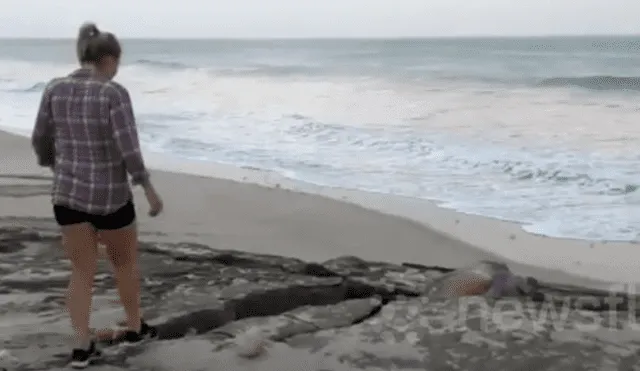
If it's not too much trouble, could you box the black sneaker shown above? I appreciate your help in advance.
[122,320,158,346]
[70,340,102,369]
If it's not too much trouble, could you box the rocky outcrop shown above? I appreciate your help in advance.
[1,220,640,371]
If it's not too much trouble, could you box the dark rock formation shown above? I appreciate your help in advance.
[1,220,640,370]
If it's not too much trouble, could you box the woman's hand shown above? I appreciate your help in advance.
[143,183,163,217]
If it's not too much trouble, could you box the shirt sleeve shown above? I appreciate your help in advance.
[108,84,150,186]
[31,83,55,167]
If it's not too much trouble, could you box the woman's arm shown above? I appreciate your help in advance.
[107,83,151,187]
[31,84,55,167]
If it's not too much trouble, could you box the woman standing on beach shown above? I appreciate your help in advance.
[31,22,163,368]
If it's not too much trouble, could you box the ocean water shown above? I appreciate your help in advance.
[1,37,640,241]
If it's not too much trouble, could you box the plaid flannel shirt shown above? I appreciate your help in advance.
[31,67,150,215]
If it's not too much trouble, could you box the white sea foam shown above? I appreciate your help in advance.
[1,54,639,246]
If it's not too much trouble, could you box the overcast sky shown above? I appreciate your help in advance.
[0,0,638,38]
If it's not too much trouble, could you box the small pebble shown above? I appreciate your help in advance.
[235,327,267,359]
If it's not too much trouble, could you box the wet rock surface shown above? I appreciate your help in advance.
[1,220,640,370]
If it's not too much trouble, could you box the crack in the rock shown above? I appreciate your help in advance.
[103,246,426,346]
[401,262,455,274]
[350,297,391,326]
[103,280,409,345]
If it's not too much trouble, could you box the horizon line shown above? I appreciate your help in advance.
[1,33,640,40]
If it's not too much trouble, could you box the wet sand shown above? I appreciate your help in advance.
[0,129,628,289]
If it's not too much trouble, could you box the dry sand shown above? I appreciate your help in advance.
[0,128,634,290]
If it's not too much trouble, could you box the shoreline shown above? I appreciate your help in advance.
[0,128,636,288]
[141,151,640,286]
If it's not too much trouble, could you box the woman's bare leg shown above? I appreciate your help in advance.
[98,223,141,332]
[62,223,99,348]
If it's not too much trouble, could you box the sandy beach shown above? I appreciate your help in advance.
[0,128,634,288]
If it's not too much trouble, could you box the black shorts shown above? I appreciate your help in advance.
[53,200,136,230]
